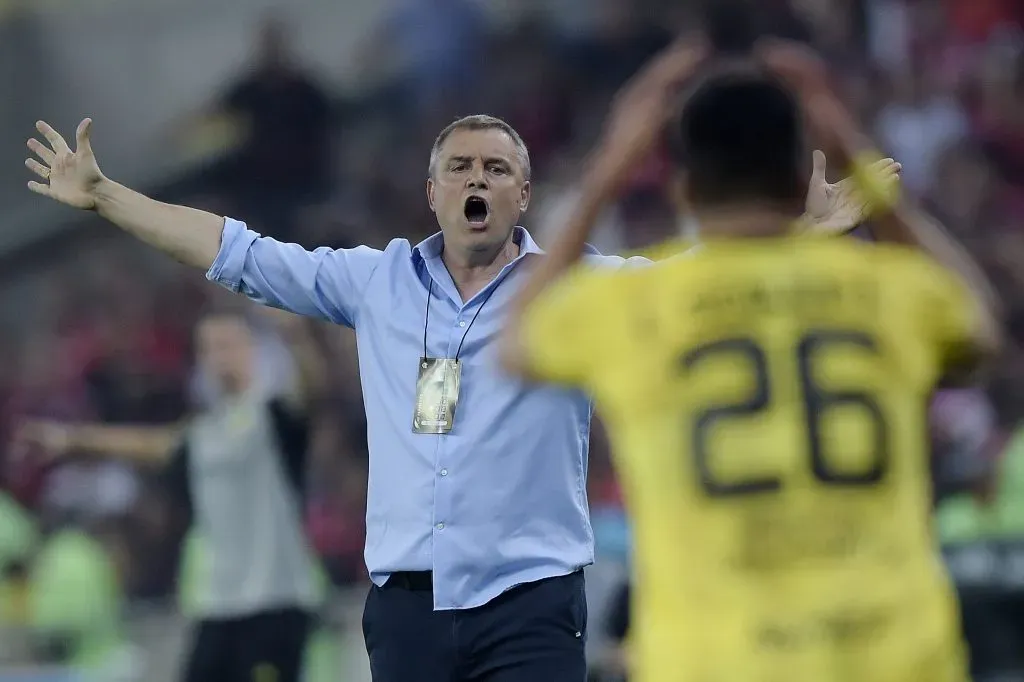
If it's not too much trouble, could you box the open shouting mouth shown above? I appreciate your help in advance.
[464,196,490,228]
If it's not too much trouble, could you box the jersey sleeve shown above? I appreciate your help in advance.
[519,265,619,386]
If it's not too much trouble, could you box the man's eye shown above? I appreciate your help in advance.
[489,166,507,174]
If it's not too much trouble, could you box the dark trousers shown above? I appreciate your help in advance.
[183,607,311,682]
[362,570,588,682]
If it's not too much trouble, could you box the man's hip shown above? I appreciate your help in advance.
[362,570,588,682]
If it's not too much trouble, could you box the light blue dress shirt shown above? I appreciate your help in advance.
[207,218,645,609]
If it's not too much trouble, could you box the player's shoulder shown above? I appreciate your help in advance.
[568,256,641,289]
[541,254,657,310]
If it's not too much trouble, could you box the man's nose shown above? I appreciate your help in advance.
[466,166,488,190]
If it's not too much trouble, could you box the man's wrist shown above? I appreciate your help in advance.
[91,176,120,216]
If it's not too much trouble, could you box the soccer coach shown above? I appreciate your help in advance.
[25,105,882,681]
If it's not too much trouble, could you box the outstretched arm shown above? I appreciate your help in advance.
[27,120,223,269]
[26,119,382,327]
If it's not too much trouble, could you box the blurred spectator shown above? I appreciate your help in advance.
[564,0,674,94]
[368,0,488,115]
[209,13,334,237]
[876,65,969,193]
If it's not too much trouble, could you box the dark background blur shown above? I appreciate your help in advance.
[0,0,1023,680]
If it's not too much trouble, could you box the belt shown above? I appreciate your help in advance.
[386,571,433,591]
[385,568,584,593]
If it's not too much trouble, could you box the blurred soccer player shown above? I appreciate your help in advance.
[20,308,326,682]
[502,38,1002,682]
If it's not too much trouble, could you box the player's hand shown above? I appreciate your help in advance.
[25,118,105,210]
[594,37,707,186]
[801,150,902,235]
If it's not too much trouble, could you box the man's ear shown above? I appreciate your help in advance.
[519,181,531,213]
[426,177,436,212]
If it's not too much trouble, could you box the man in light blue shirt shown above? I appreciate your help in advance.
[26,94,887,679]
[27,112,616,682]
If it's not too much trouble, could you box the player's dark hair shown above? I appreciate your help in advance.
[670,66,806,210]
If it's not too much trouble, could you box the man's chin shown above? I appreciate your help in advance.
[441,220,513,248]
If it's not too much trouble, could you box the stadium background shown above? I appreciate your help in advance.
[1,0,1023,680]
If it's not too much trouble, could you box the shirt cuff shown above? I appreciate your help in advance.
[205,217,258,292]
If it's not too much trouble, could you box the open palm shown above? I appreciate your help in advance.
[803,150,901,235]
[25,118,103,210]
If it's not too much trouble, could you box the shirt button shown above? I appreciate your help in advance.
[458,320,467,327]
[436,522,445,530]
[440,468,448,477]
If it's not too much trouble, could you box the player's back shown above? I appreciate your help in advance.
[593,237,969,682]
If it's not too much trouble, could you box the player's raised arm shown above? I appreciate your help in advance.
[501,39,706,377]
[25,119,381,326]
[759,41,1003,360]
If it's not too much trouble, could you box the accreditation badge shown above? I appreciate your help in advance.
[412,357,461,434]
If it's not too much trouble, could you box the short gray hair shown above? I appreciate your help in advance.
[428,115,532,181]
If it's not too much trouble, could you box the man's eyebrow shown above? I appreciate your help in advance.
[446,155,474,166]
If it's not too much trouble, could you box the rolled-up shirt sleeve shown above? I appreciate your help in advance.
[207,218,382,327]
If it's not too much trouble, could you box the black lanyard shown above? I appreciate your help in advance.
[422,277,502,362]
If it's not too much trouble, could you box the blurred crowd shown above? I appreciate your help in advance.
[1,0,1024,677]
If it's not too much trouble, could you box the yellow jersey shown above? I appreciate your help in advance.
[521,237,976,682]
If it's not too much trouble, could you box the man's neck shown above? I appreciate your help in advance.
[442,234,520,301]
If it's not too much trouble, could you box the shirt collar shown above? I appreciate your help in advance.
[412,226,549,264]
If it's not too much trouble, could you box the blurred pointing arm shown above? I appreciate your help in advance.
[21,420,183,467]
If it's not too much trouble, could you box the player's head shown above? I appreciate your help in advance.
[426,115,532,264]
[195,309,255,395]
[670,64,806,224]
